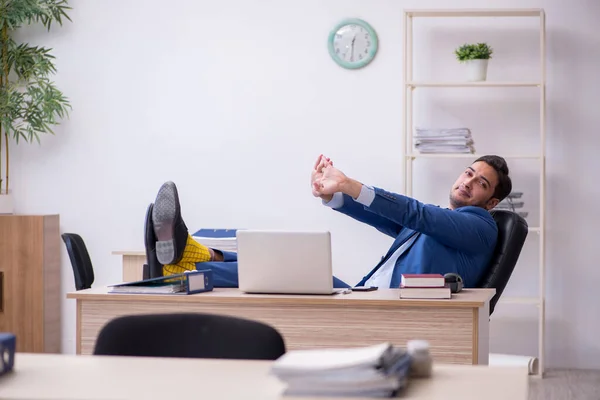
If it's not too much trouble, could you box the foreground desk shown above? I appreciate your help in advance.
[0,353,528,400]
[67,287,495,364]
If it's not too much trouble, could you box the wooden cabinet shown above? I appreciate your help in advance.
[0,215,61,353]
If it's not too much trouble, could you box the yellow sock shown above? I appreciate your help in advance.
[163,234,212,276]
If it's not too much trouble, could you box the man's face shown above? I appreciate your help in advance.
[449,161,499,210]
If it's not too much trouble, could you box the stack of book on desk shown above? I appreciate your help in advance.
[271,343,413,397]
[399,274,451,299]
[191,229,238,252]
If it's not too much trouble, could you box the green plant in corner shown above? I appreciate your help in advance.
[0,0,72,195]
[454,42,493,63]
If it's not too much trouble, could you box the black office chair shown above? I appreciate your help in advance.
[142,203,164,280]
[477,210,529,315]
[93,313,286,360]
[61,233,95,290]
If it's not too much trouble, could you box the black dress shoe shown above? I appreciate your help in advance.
[144,203,163,278]
[152,181,189,265]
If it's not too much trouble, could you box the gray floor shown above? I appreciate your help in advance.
[529,369,600,400]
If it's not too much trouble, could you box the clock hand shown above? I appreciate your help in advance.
[351,34,356,61]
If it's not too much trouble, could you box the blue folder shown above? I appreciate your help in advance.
[0,333,15,376]
[108,270,214,295]
[192,228,238,238]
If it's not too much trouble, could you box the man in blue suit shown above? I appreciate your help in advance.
[148,154,511,289]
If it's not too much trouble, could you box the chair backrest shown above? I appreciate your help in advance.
[144,203,163,279]
[477,210,529,315]
[93,313,286,360]
[61,233,95,290]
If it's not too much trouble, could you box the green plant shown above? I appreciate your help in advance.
[0,0,72,194]
[454,42,493,63]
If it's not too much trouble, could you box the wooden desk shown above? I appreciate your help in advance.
[0,353,529,400]
[67,287,495,365]
[112,250,146,282]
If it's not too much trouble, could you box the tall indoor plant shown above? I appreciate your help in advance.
[0,0,72,213]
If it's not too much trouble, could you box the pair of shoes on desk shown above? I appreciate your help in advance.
[144,181,189,277]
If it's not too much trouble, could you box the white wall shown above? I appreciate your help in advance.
[8,0,600,369]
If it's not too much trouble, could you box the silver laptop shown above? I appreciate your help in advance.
[236,230,337,295]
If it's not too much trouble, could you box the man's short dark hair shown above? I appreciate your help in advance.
[474,155,512,202]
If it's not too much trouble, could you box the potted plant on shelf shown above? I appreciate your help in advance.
[454,42,493,82]
[0,0,72,214]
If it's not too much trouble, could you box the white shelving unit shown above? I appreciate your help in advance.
[401,9,546,376]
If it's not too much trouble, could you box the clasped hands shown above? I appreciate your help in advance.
[311,154,361,201]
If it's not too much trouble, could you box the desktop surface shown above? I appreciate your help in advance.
[0,353,528,400]
[67,286,495,307]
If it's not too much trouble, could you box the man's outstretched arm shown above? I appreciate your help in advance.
[322,191,403,238]
[343,180,497,253]
[314,165,497,253]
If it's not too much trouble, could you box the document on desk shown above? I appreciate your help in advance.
[271,342,413,397]
[192,228,238,252]
[108,270,213,295]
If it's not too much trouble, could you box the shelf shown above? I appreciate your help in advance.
[406,81,542,88]
[405,154,542,159]
[404,9,544,18]
[498,296,541,305]
[403,7,546,377]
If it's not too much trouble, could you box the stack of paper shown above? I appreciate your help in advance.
[191,229,238,252]
[496,192,528,219]
[414,127,475,154]
[271,343,413,397]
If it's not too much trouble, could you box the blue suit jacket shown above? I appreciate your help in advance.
[334,187,498,288]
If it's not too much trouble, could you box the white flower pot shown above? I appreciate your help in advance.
[0,191,14,214]
[465,59,489,81]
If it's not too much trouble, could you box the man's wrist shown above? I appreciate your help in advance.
[322,192,344,209]
[321,194,333,202]
[340,177,363,200]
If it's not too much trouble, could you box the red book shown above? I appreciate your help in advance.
[400,274,445,288]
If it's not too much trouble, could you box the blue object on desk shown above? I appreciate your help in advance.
[108,270,214,295]
[192,229,238,238]
[0,333,15,377]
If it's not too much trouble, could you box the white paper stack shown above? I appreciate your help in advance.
[271,343,413,398]
[496,192,528,219]
[191,229,238,252]
[192,236,237,252]
[414,127,475,154]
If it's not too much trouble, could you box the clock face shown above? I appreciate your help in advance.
[328,19,378,69]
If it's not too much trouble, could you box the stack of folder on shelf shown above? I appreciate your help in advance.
[271,343,413,397]
[191,228,238,252]
[414,127,475,154]
[496,191,528,219]
[399,274,451,299]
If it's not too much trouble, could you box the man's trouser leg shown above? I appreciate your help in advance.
[195,251,352,288]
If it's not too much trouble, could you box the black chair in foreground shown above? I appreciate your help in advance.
[93,313,286,360]
[477,210,529,315]
[61,233,95,291]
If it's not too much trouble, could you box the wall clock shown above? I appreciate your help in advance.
[328,18,378,69]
